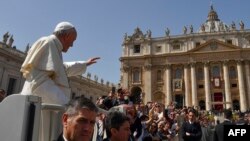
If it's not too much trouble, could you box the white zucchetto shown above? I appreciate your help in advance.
[54,21,75,32]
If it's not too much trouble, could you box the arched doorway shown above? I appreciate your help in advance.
[199,100,205,110]
[130,87,142,104]
[232,99,239,110]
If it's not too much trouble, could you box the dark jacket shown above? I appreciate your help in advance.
[56,134,65,141]
[213,120,233,141]
[181,121,202,141]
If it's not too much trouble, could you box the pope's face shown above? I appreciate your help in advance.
[62,30,77,52]
[63,108,97,141]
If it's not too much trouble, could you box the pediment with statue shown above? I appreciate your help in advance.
[123,27,147,44]
[188,39,239,53]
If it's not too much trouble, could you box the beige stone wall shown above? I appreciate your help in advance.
[120,26,250,111]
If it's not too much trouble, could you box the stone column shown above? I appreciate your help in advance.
[121,65,129,89]
[223,61,232,109]
[144,64,152,103]
[244,60,250,108]
[165,64,172,106]
[0,67,4,87]
[191,63,198,106]
[204,62,212,111]
[237,61,247,112]
[184,64,191,107]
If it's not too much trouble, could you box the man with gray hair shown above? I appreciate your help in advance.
[20,21,100,105]
[57,96,99,141]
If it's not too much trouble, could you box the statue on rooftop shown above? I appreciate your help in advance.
[7,35,14,47]
[201,24,205,32]
[231,21,236,30]
[219,22,224,31]
[183,26,187,34]
[123,32,128,41]
[225,24,229,32]
[239,20,244,30]
[146,29,151,38]
[25,44,30,53]
[3,32,9,44]
[190,25,193,34]
[165,27,170,36]
[87,72,91,79]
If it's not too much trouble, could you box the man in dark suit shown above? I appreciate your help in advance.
[103,111,131,141]
[181,109,202,141]
[57,96,98,141]
[213,108,234,141]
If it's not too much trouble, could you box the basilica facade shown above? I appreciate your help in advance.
[120,5,250,112]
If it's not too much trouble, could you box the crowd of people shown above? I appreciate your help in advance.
[93,87,250,141]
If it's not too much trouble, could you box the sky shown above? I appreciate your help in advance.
[0,0,249,85]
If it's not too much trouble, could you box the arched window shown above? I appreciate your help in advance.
[133,69,140,83]
[175,68,182,79]
[157,70,162,81]
[229,66,237,79]
[197,67,204,80]
[212,66,220,77]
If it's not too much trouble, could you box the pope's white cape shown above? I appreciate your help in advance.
[20,34,87,105]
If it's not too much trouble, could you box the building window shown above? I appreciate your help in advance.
[156,46,162,53]
[157,70,162,82]
[133,45,141,53]
[173,44,181,50]
[231,83,237,88]
[229,66,237,79]
[198,85,204,89]
[196,42,201,47]
[212,66,220,77]
[133,69,140,83]
[7,77,16,95]
[197,68,204,80]
[175,68,182,79]
[226,39,232,44]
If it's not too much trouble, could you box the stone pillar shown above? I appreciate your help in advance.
[204,62,212,111]
[237,61,247,112]
[184,64,191,107]
[121,65,129,89]
[144,64,152,103]
[191,63,198,106]
[244,61,250,108]
[223,61,232,109]
[165,64,172,106]
[0,67,4,88]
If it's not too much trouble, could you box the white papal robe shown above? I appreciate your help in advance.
[20,34,89,141]
[20,34,87,105]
